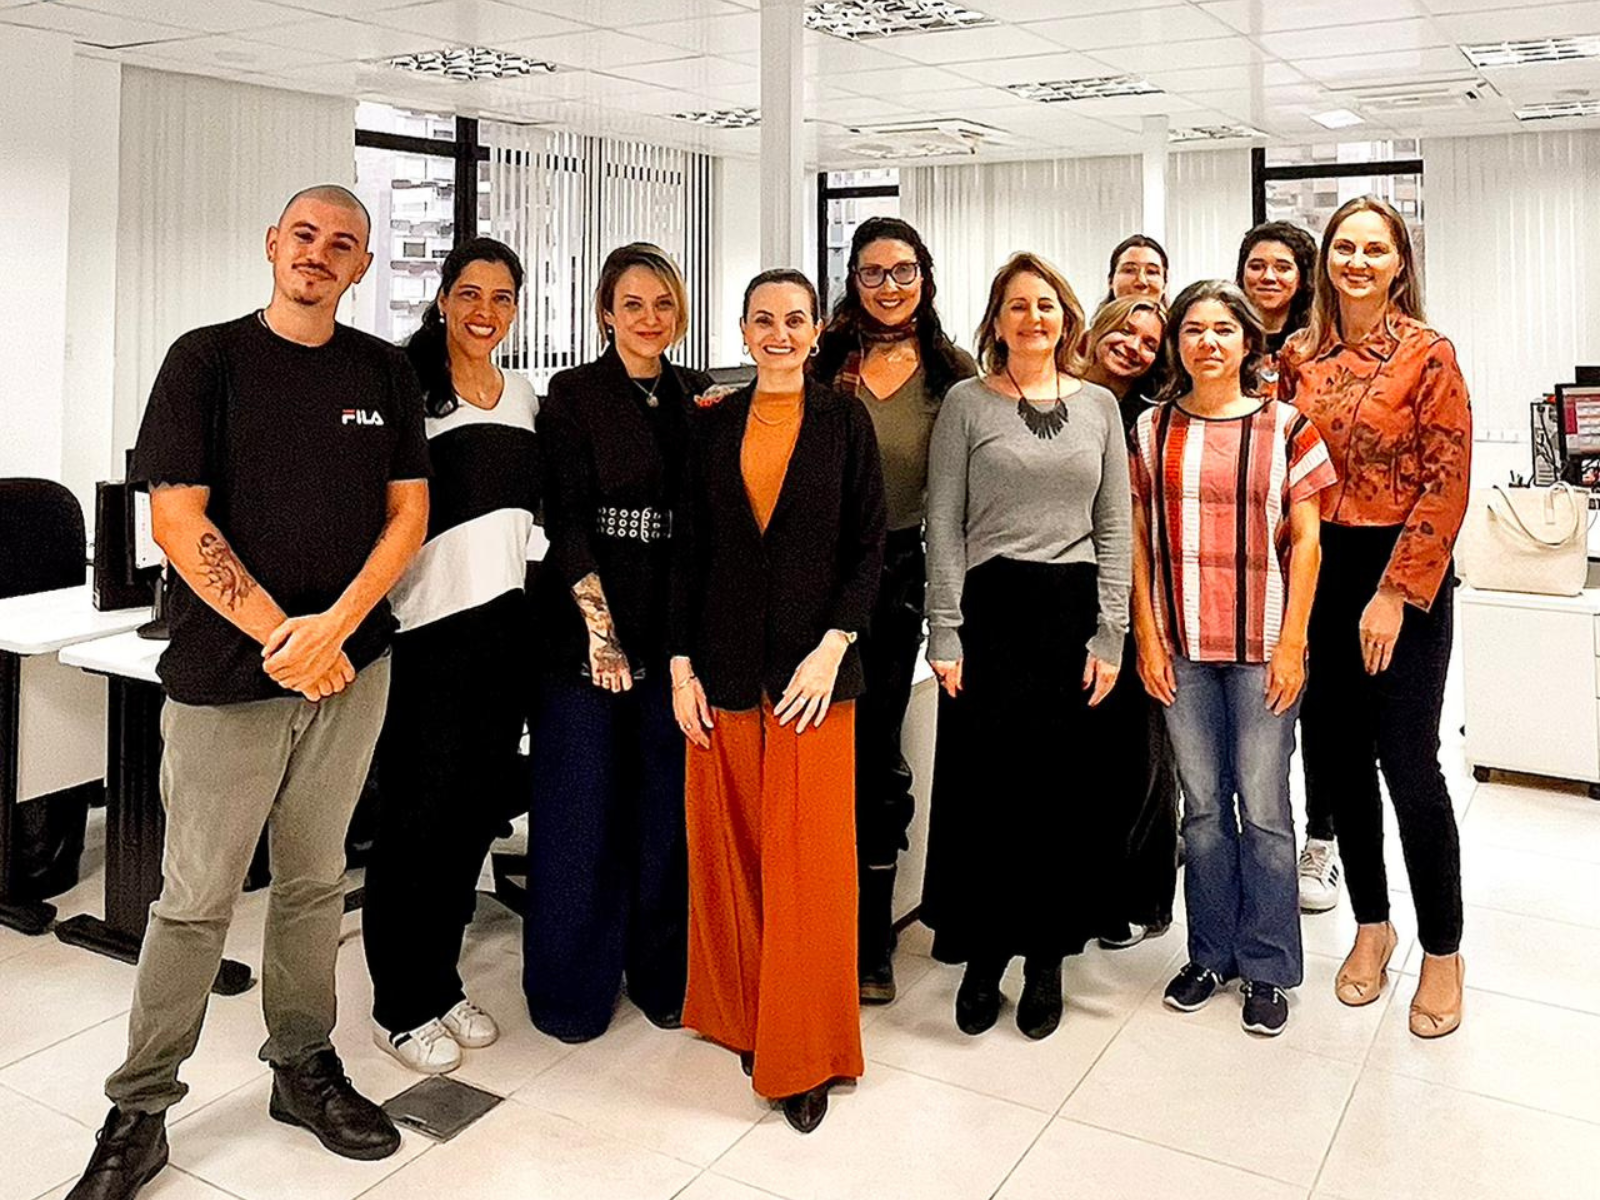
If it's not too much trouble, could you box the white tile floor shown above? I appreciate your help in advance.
[4,660,1599,1200]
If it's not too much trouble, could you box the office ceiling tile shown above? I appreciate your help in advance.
[1258,18,1454,61]
[1202,0,1432,34]
[1028,5,1236,51]
[1092,36,1268,73]
[949,50,1120,87]
[374,0,585,45]
[879,23,1062,65]
[3,2,192,46]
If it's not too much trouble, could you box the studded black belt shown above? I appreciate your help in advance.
[595,505,672,543]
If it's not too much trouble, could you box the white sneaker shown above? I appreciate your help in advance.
[441,999,499,1049]
[374,1018,461,1074]
[1298,838,1342,913]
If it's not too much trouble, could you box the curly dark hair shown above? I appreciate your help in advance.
[813,217,970,400]
[1235,221,1318,342]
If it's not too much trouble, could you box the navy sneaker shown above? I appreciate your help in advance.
[1163,963,1224,1012]
[1241,981,1289,1037]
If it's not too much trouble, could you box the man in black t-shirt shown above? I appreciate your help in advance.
[67,186,430,1200]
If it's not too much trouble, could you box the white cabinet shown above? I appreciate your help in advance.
[1461,582,1600,796]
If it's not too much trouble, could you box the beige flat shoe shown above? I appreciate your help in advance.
[1335,921,1398,1007]
[1410,953,1465,1039]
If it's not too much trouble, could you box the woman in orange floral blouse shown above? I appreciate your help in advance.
[1279,196,1471,1040]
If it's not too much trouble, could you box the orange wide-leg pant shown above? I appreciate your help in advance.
[682,699,864,1099]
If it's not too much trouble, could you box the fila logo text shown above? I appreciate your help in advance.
[341,409,386,426]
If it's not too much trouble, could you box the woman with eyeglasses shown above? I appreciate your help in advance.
[1106,234,1169,303]
[523,243,712,1043]
[814,217,976,1005]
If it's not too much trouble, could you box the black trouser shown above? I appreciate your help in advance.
[1301,523,1462,955]
[853,528,925,961]
[1091,631,1180,929]
[523,671,687,1039]
[364,597,528,1034]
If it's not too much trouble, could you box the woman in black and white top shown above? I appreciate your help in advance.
[364,237,539,1075]
[523,243,712,1043]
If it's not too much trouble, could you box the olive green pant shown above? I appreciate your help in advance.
[105,657,390,1114]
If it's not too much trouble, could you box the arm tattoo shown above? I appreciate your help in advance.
[197,531,256,611]
[573,572,629,671]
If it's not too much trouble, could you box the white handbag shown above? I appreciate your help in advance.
[1456,482,1593,596]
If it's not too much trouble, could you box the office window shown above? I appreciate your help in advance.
[1253,141,1425,286]
[818,169,900,316]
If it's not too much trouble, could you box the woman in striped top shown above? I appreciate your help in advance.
[364,238,539,1075]
[1129,280,1336,1038]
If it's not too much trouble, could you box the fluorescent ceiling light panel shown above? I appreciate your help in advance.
[806,0,997,41]
[669,107,761,128]
[1310,107,1365,129]
[386,47,558,81]
[1169,124,1266,143]
[1462,35,1600,69]
[1006,75,1163,103]
[1514,98,1600,120]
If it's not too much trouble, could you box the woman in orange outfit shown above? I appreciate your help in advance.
[668,268,886,1133]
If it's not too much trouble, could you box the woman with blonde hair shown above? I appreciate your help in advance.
[1279,196,1472,1038]
[523,242,711,1042]
[921,252,1132,1040]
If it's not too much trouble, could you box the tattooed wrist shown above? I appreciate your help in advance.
[197,531,256,611]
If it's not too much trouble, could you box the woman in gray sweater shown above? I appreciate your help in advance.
[920,251,1132,1042]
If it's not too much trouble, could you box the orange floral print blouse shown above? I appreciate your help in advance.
[1279,314,1472,611]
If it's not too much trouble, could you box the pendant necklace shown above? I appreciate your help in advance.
[1006,363,1069,440]
[632,374,661,408]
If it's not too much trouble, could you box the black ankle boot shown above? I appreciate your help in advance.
[954,959,1006,1035]
[858,865,898,1005]
[269,1049,400,1161]
[781,1084,830,1134]
[66,1107,168,1200]
[1017,959,1064,1040]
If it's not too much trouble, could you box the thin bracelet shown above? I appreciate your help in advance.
[672,673,697,691]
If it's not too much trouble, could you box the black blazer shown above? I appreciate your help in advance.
[670,378,887,711]
[531,345,712,675]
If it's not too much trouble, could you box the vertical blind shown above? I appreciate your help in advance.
[483,123,714,391]
[1164,148,1254,301]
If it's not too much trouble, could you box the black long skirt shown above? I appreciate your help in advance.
[920,557,1118,965]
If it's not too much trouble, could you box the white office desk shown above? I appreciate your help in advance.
[57,629,162,684]
[1461,578,1600,795]
[0,584,149,934]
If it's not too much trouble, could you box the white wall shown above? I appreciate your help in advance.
[61,55,123,513]
[1165,147,1254,295]
[711,156,762,366]
[0,26,73,484]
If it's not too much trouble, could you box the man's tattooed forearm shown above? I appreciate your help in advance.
[198,531,255,611]
[572,572,615,630]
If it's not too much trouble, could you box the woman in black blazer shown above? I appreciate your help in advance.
[669,268,886,1133]
[523,243,712,1043]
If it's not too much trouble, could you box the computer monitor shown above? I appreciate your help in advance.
[1556,383,1600,459]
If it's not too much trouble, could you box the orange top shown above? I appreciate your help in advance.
[1280,314,1472,610]
[742,389,804,532]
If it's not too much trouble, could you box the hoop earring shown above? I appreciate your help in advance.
[808,344,820,358]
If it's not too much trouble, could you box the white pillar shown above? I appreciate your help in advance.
[0,26,73,485]
[759,0,805,270]
[1141,114,1169,242]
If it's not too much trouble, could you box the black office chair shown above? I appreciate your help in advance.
[0,478,91,902]
[0,478,86,599]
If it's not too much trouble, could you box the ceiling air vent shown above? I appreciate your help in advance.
[807,0,997,41]
[843,119,1000,160]
[1169,124,1266,143]
[1515,98,1600,121]
[1332,77,1495,115]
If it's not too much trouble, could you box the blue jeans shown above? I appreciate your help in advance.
[1163,657,1303,989]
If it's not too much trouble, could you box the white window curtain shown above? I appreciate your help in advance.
[900,155,1142,357]
[1424,132,1600,455]
[1164,147,1254,297]
[113,68,353,459]
[482,122,714,392]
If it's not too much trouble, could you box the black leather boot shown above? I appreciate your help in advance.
[858,865,898,1005]
[954,958,1007,1035]
[65,1107,168,1200]
[781,1084,830,1134]
[269,1049,400,1161]
[1017,958,1064,1040]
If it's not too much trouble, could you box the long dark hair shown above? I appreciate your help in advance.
[814,217,970,400]
[406,236,525,418]
[1154,279,1269,404]
[1234,221,1318,342]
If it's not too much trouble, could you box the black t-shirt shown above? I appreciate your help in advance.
[131,314,430,705]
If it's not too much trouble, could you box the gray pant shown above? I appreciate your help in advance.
[106,657,390,1114]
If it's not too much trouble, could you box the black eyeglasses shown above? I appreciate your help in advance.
[854,262,920,288]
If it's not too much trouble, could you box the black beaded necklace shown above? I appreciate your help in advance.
[1005,363,1069,440]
